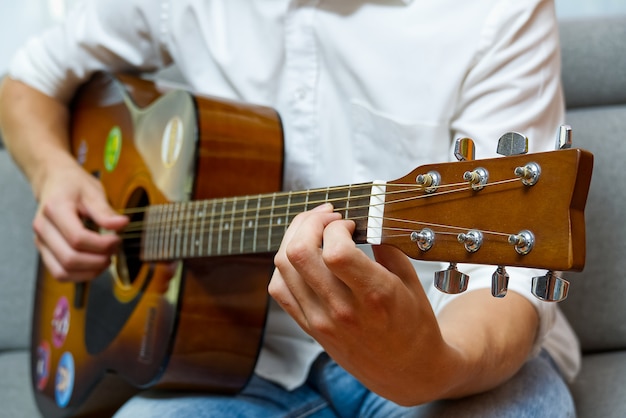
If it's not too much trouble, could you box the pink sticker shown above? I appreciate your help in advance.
[52,296,70,348]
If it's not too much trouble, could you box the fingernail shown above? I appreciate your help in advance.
[312,203,333,212]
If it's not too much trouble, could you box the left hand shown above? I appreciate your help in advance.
[269,203,455,404]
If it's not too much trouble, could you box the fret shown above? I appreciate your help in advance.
[267,193,277,251]
[159,206,165,258]
[254,194,273,253]
[283,191,293,238]
[167,203,174,258]
[240,196,251,253]
[164,203,173,259]
[226,197,236,255]
[352,183,376,243]
[189,201,197,258]
[307,188,328,211]
[253,195,261,253]
[327,186,349,217]
[183,202,193,258]
[174,202,182,258]
[217,197,227,255]
[270,193,289,248]
[198,200,208,257]
[152,206,159,259]
[171,203,178,258]
[288,191,307,224]
[207,198,217,256]
[151,205,162,260]
[142,206,154,260]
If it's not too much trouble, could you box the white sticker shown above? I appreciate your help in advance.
[161,116,184,168]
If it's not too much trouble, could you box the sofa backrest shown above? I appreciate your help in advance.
[558,16,626,353]
[0,149,37,351]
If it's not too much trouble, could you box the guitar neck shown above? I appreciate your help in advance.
[140,182,377,261]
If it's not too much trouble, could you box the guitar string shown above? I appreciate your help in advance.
[120,177,519,233]
[119,178,520,246]
[115,176,523,257]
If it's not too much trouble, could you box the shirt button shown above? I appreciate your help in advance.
[294,87,308,101]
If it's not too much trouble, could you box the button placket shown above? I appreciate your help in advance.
[283,1,320,190]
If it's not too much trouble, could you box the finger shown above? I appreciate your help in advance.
[280,203,335,245]
[271,204,340,324]
[78,185,129,231]
[41,200,123,255]
[321,219,386,291]
[282,212,346,297]
[35,235,110,282]
[268,268,308,325]
[371,245,420,286]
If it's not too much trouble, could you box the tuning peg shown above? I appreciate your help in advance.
[454,137,476,161]
[497,132,528,156]
[555,125,573,150]
[434,263,469,294]
[415,170,441,193]
[491,266,509,298]
[531,271,570,302]
[410,228,435,252]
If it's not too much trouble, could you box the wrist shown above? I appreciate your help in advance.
[30,148,77,200]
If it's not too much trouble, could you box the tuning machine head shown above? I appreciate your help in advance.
[434,263,469,294]
[454,137,476,161]
[555,125,573,150]
[532,271,570,302]
[497,132,528,156]
[491,266,510,298]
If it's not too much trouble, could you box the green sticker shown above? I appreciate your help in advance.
[104,126,122,172]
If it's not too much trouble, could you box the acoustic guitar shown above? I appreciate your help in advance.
[30,72,593,417]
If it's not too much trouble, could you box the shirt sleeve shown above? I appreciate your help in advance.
[7,0,171,103]
[438,0,571,372]
[451,0,565,157]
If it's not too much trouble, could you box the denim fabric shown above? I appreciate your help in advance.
[114,350,574,418]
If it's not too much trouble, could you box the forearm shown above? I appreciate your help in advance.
[0,76,75,198]
[432,289,538,401]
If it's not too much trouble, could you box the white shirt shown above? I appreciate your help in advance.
[9,0,580,389]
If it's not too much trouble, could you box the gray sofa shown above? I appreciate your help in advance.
[1,15,625,418]
[558,16,626,418]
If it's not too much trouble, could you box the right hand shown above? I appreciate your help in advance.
[32,160,129,282]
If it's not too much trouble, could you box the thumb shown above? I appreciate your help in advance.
[79,189,129,232]
[372,245,419,284]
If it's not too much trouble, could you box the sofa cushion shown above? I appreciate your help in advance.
[559,105,626,353]
[0,351,40,417]
[560,17,626,109]
[569,351,626,418]
[0,151,37,351]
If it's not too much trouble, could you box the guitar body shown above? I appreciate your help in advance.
[31,73,284,417]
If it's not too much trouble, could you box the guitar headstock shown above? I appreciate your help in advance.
[376,131,594,301]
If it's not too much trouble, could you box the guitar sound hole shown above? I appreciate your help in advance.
[117,187,149,286]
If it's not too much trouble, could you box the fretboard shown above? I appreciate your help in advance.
[141,183,375,261]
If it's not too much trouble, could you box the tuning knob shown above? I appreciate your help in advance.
[454,137,476,161]
[497,132,528,156]
[434,263,469,294]
[491,266,509,298]
[531,271,570,302]
[555,125,573,150]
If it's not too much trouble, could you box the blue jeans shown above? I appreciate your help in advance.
[114,350,575,418]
